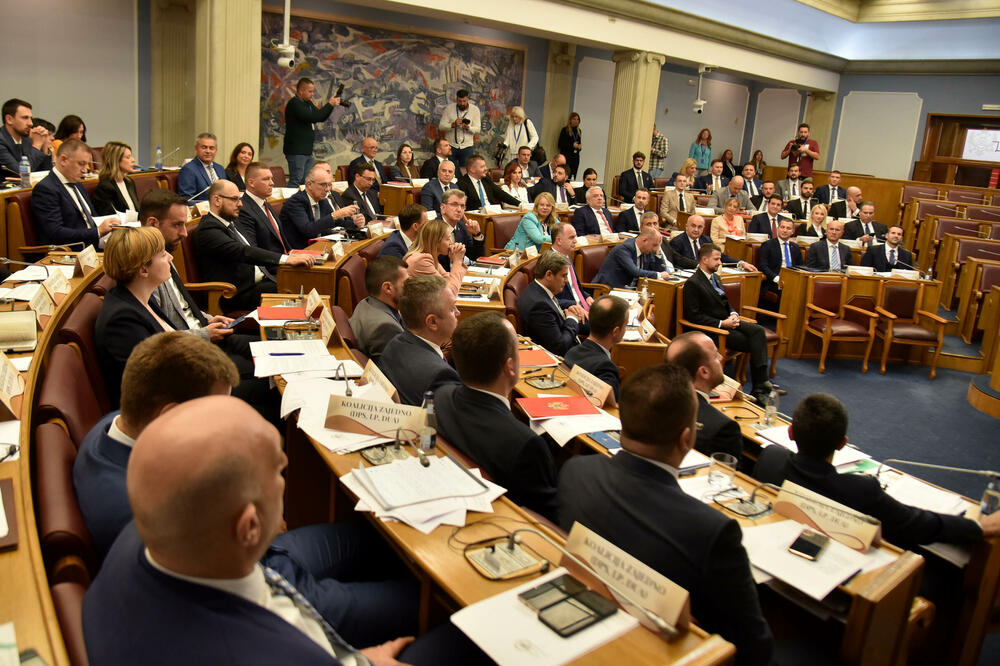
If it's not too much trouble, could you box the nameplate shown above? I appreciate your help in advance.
[640,318,657,342]
[524,245,538,259]
[845,266,874,276]
[891,269,919,280]
[601,233,618,243]
[555,202,570,211]
[369,221,384,236]
[565,523,690,635]
[28,286,54,326]
[0,351,25,420]
[484,204,503,214]
[568,363,615,408]
[425,210,437,221]
[575,235,589,247]
[332,242,346,259]
[305,288,323,319]
[361,360,399,403]
[41,268,71,299]
[195,200,211,216]
[319,307,335,346]
[73,246,99,277]
[774,480,882,552]
[187,205,200,221]
[324,395,423,438]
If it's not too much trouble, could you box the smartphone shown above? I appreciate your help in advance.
[263,326,286,340]
[224,313,249,330]
[517,574,617,637]
[788,528,829,561]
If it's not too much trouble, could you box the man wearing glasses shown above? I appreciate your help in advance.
[279,164,363,249]
[439,189,484,267]
[341,163,383,223]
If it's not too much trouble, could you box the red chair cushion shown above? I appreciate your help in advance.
[809,317,868,337]
[878,321,937,341]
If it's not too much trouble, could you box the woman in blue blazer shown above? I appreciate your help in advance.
[506,192,556,252]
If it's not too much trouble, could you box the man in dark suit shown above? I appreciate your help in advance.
[571,186,615,236]
[550,222,594,312]
[806,218,852,271]
[237,162,291,254]
[694,159,728,194]
[457,154,520,209]
[418,159,455,218]
[558,364,774,665]
[784,179,819,220]
[348,137,384,192]
[537,153,565,182]
[349,256,406,364]
[419,137,451,179]
[177,133,226,201]
[279,164,363,250]
[758,218,803,304]
[748,181,776,213]
[378,203,425,259]
[83,395,485,665]
[844,201,888,245]
[669,214,750,269]
[517,251,583,355]
[340,163,383,223]
[379,275,461,405]
[565,295,627,399]
[617,151,654,203]
[666,331,744,464]
[613,188,649,233]
[31,139,116,247]
[593,228,672,288]
[0,97,51,174]
[435,313,560,519]
[636,212,696,270]
[506,145,541,179]
[527,163,575,206]
[741,163,763,199]
[748,195,785,238]
[827,185,863,220]
[755,393,1000,551]
[683,243,777,404]
[775,163,802,201]
[193,180,314,311]
[439,189,485,266]
[861,225,912,271]
[815,170,846,205]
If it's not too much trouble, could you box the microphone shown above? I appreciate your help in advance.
[0,257,52,276]
[397,426,429,467]
[1,164,23,178]
[882,458,1000,480]
[334,362,353,397]
[159,146,182,164]
[979,249,1000,258]
[187,181,214,202]
[504,527,679,640]
[731,482,881,525]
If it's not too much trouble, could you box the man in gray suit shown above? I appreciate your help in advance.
[708,176,751,214]
[349,256,407,363]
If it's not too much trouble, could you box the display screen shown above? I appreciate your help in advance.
[962,129,1000,163]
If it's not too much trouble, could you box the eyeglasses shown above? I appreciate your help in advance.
[358,176,375,182]
[444,202,466,209]
[216,194,240,202]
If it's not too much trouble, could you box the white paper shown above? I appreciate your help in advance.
[253,355,363,378]
[529,409,622,447]
[0,622,17,666]
[249,339,329,357]
[451,567,638,666]
[280,376,391,419]
[608,289,639,305]
[695,207,715,215]
[9,357,31,372]
[7,283,41,301]
[352,456,489,509]
[7,266,51,282]
[879,472,969,516]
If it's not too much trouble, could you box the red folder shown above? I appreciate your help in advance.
[519,349,558,367]
[516,395,600,420]
[257,305,306,321]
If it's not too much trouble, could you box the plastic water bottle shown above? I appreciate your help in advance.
[764,388,778,425]
[420,391,437,451]
[19,155,31,189]
[154,145,163,171]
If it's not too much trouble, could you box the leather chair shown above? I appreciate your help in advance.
[486,214,521,254]
[966,205,1000,223]
[51,581,89,666]
[800,275,877,373]
[332,305,358,349]
[335,254,367,316]
[502,269,529,332]
[133,175,162,206]
[900,185,939,207]
[358,239,385,264]
[35,423,96,586]
[177,221,237,314]
[87,273,115,297]
[270,200,285,218]
[653,178,669,189]
[37,344,105,448]
[574,244,610,284]
[875,280,947,379]
[915,200,958,222]
[58,292,110,413]
[270,166,288,187]
[722,280,786,378]
[946,189,984,204]
[157,170,179,193]
[611,175,620,201]
[4,190,49,260]
[336,164,351,182]
[488,167,503,183]
[674,282,746,376]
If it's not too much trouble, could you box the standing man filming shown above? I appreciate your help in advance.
[780,123,820,178]
[438,89,481,173]
[284,78,341,188]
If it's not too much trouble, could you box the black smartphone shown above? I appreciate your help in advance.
[263,326,286,340]
[224,313,249,329]
[788,528,829,561]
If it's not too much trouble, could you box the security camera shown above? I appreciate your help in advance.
[698,64,716,74]
[693,99,706,114]
[277,44,295,69]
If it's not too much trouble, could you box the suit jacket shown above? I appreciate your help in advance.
[377,230,410,259]
[683,270,735,327]
[775,178,802,201]
[224,168,246,192]
[193,212,282,312]
[555,262,593,310]
[91,177,139,216]
[538,162,555,182]
[558,453,774,665]
[571,206,614,237]
[661,237,697,270]
[564,339,620,399]
[177,159,226,201]
[278,190,350,250]
[593,237,661,288]
[613,206,645,233]
[758,237,803,292]
[420,155,449,179]
[150,266,209,331]
[528,178,573,206]
[742,178,763,196]
[748,193,768,212]
[844,219,888,242]
[348,156,384,192]
[378,331,460,405]
[388,163,420,181]
[0,128,51,174]
[755,450,983,551]
[95,285,172,407]
[83,524,341,666]
[693,173,728,193]
[617,169,654,203]
[448,218,486,263]
[708,188,751,214]
[670,232,707,264]
[457,173,520,210]
[797,222,825,238]
[517,280,580,356]
[815,184,846,205]
[434,384,559,519]
[238,193,289,254]
[826,200,860,221]
[747,212,781,237]
[659,189,696,226]
[695,393,742,462]
[861,243,913,272]
[283,97,334,156]
[418,179,453,218]
[340,185,382,223]
[348,296,403,363]
[505,158,541,178]
[30,170,101,247]
[73,412,131,560]
[785,196,820,221]
[805,239,852,271]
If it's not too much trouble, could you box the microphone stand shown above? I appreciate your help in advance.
[882,458,1000,514]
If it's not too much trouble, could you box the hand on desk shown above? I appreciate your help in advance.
[287,254,316,267]
[360,636,416,666]
[980,510,1000,537]
[566,304,587,320]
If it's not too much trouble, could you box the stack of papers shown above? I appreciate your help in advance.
[282,376,394,453]
[755,425,871,469]
[341,456,506,533]
[8,265,74,282]
[250,339,363,379]
[0,283,42,301]
[518,395,621,447]
[880,472,968,515]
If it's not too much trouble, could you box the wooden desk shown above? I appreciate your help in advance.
[379,183,421,217]
[275,235,387,301]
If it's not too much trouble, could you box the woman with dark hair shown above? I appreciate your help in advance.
[52,115,87,155]
[750,149,767,175]
[720,149,738,180]
[689,128,712,175]
[500,162,529,205]
[574,168,606,205]
[225,142,255,191]
[557,112,582,179]
[93,141,140,215]
[388,143,420,181]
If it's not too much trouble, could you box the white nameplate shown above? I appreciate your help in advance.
[524,245,538,259]
[305,288,323,319]
[28,286,54,325]
[568,363,615,408]
[575,235,589,247]
[640,318,657,342]
[0,351,25,419]
[319,307,335,346]
[361,359,399,402]
[774,480,882,552]
[324,394,424,437]
[74,246,99,276]
[332,241,346,259]
[41,268,71,298]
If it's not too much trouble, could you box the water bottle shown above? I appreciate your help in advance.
[420,390,437,451]
[154,145,163,171]
[764,388,778,425]
[982,478,1000,516]
[19,155,31,189]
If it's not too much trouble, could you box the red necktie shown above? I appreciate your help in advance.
[596,209,611,234]
[568,265,590,312]
[265,204,288,252]
[770,216,777,237]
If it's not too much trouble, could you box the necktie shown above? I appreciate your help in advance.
[360,191,376,219]
[369,160,381,183]
[678,192,685,212]
[312,203,320,221]
[265,204,288,252]
[865,223,872,237]
[791,181,797,197]
[551,294,566,319]
[636,170,642,186]
[262,567,362,662]
[889,248,896,266]
[803,199,811,217]
[557,186,565,204]
[71,184,96,228]
[205,163,218,184]
[714,176,720,191]
[830,244,841,271]
[690,238,698,259]
[770,216,777,237]
[476,179,487,209]
[711,273,725,296]
[568,265,589,311]
[441,181,450,191]
[783,241,792,267]
[595,209,611,234]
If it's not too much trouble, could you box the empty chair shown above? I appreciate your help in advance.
[800,275,877,373]
[966,205,1000,223]
[133,176,162,205]
[157,170,179,193]
[58,292,110,413]
[358,239,385,264]
[946,189,984,204]
[36,344,105,448]
[270,166,288,187]
[900,185,939,207]
[574,244,610,284]
[487,214,522,254]
[502,269,530,332]
[335,254,367,316]
[874,280,947,379]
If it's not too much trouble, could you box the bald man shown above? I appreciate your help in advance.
[84,396,487,665]
[827,186,863,220]
[348,136,384,191]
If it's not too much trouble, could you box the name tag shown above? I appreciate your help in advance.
[74,245,99,277]
[305,288,323,319]
[320,307,336,346]
[368,221,384,236]
[640,318,657,342]
[774,480,882,552]
[332,241,346,259]
[324,394,423,436]
[41,268,71,299]
[524,246,538,259]
[28,285,55,326]
[0,350,25,420]
[575,235,589,247]
[568,363,615,408]
[361,359,399,402]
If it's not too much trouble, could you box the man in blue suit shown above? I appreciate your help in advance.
[741,163,763,199]
[418,159,455,218]
[237,162,291,254]
[348,137,384,193]
[593,228,672,288]
[694,159,729,194]
[758,217,803,305]
[0,98,51,174]
[177,133,226,201]
[83,394,486,665]
[806,218,852,270]
[564,295,628,399]
[571,186,615,236]
[278,164,362,250]
[815,170,847,205]
[861,225,913,271]
[747,195,786,238]
[517,251,583,355]
[378,203,425,259]
[617,151,654,203]
[30,139,116,247]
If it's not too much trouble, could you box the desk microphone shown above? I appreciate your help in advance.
[333,362,352,397]
[882,458,1000,479]
[187,182,214,202]
[159,146,182,165]
[0,256,52,274]
[979,249,1000,258]
[1,164,23,178]
[740,482,881,525]
[395,427,429,467]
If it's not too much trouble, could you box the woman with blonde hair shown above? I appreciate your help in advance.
[669,157,699,187]
[92,141,139,215]
[798,203,828,237]
[403,218,467,294]
[709,197,746,245]
[506,192,556,252]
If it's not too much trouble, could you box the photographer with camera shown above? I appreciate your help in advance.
[780,122,820,177]
[283,77,344,188]
[438,89,481,173]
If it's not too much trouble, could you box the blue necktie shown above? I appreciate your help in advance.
[831,245,841,271]
[889,249,896,266]
[783,241,792,267]
[711,274,725,296]
[476,179,487,209]
[71,184,96,228]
